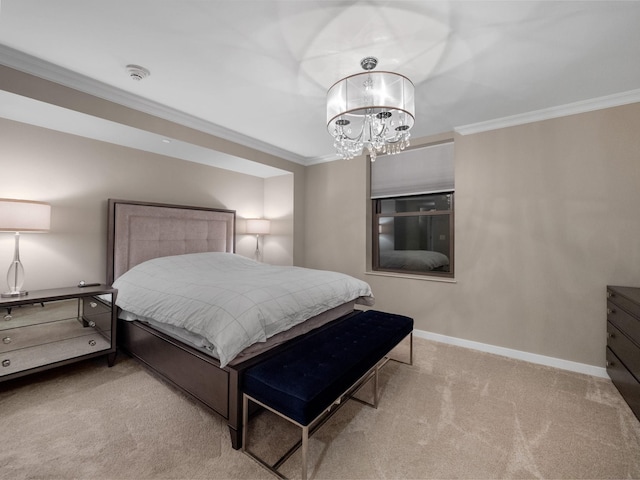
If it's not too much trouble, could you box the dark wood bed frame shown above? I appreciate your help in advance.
[106,199,357,449]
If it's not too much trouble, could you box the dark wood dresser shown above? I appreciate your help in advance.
[606,285,640,420]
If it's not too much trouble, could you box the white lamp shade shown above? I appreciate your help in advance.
[327,71,415,129]
[245,219,271,235]
[0,199,51,232]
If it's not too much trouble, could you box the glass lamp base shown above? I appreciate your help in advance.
[5,236,26,298]
[1,290,28,298]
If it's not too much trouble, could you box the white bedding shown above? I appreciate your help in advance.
[112,252,374,367]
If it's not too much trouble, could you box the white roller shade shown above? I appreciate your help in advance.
[371,141,454,198]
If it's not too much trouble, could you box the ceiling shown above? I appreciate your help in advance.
[1,0,639,174]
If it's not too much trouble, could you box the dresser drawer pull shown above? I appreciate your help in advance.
[2,359,10,367]
[607,332,614,339]
[88,321,96,328]
[2,337,10,344]
[90,302,98,309]
[607,308,616,315]
[89,339,97,347]
[607,291,613,298]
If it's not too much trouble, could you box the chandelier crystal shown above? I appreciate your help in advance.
[327,57,415,161]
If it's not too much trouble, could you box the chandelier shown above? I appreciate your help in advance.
[327,57,415,161]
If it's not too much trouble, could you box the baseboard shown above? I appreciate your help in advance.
[414,329,609,379]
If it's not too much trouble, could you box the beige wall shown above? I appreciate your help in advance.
[264,174,295,265]
[0,66,306,265]
[0,118,292,290]
[304,103,640,367]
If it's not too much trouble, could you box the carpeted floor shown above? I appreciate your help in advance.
[1,337,639,479]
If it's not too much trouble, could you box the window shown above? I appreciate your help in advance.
[371,141,454,277]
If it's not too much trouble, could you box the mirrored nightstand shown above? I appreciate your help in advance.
[0,285,117,382]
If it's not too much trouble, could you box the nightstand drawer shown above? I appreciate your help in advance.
[82,297,112,334]
[82,296,110,316]
[0,318,93,354]
[608,321,640,382]
[607,300,640,346]
[1,299,78,330]
[1,333,111,377]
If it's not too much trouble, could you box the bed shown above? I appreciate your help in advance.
[106,199,374,449]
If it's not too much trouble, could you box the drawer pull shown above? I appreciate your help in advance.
[1,359,10,367]
[3,314,12,321]
[607,332,614,339]
[2,337,11,344]
[90,302,98,309]
[88,339,97,347]
[606,360,613,367]
[607,308,616,315]
[88,321,96,328]
[607,291,613,298]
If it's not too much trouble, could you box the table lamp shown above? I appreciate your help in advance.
[0,199,51,297]
[246,218,270,261]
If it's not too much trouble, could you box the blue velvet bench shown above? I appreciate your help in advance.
[242,310,413,479]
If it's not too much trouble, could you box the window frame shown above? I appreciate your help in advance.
[372,192,455,279]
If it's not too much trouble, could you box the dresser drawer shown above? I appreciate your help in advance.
[607,321,640,381]
[607,300,640,346]
[0,333,111,377]
[606,347,640,420]
[608,287,640,319]
[0,318,92,354]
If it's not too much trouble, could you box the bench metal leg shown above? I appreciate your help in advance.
[301,425,309,480]
[243,392,306,479]
[381,332,413,367]
[409,331,414,365]
[242,394,249,453]
[374,363,379,407]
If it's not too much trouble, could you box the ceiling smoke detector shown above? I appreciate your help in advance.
[126,64,150,81]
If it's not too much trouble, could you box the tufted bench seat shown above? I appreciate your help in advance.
[242,310,413,479]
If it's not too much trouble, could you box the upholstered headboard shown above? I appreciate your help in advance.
[107,199,236,285]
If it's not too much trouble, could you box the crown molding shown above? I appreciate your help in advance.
[455,88,640,136]
[0,44,309,166]
[304,152,344,165]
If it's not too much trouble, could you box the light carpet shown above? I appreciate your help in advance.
[1,337,639,479]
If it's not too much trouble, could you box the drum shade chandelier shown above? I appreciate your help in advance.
[327,57,415,161]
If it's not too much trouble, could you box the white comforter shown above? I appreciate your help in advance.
[113,252,374,367]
